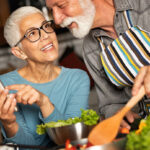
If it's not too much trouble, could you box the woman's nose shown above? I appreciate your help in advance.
[40,29,49,40]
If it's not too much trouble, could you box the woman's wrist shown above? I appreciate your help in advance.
[40,97,54,118]
[2,121,18,138]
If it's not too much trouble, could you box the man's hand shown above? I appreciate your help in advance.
[120,110,140,130]
[132,66,150,98]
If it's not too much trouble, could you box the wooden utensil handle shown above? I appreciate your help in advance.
[120,86,145,116]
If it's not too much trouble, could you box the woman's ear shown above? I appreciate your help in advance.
[11,47,27,60]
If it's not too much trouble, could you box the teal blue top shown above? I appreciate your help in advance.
[0,67,90,147]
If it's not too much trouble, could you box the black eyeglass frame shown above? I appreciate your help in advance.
[14,20,55,47]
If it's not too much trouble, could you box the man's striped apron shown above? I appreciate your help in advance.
[99,10,150,87]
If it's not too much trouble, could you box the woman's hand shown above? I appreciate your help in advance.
[0,89,18,137]
[6,84,48,107]
[0,89,16,124]
[6,84,54,118]
[132,66,150,97]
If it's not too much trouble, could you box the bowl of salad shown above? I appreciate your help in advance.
[36,109,100,145]
[126,115,150,150]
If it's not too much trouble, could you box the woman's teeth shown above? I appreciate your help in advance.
[41,43,53,51]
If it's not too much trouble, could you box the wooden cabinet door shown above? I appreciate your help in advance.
[0,0,10,45]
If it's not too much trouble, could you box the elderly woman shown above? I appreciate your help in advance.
[0,6,90,147]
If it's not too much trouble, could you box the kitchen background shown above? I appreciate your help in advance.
[0,0,99,113]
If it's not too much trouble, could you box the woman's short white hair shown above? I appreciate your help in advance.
[4,6,43,47]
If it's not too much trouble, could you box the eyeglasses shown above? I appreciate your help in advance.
[14,20,55,47]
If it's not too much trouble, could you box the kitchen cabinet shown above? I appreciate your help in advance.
[0,0,10,46]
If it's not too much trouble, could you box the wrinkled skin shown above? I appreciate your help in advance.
[0,89,16,126]
[132,66,150,98]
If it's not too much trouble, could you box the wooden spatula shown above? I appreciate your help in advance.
[88,86,145,145]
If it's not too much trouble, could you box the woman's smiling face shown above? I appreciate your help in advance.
[18,12,59,64]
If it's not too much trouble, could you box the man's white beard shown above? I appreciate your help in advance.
[60,0,95,39]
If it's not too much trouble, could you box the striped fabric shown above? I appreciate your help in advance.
[99,11,150,87]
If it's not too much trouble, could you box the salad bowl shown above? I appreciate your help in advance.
[36,109,100,145]
[46,122,94,145]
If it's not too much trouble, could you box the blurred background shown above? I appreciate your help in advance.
[0,0,99,113]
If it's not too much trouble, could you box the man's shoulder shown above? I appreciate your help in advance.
[129,0,150,31]
[128,0,150,9]
[83,29,101,53]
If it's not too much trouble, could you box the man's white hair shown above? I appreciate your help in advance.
[60,0,95,38]
[4,6,43,47]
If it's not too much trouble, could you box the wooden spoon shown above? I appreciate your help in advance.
[88,86,145,145]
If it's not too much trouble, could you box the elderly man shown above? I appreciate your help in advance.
[46,0,150,130]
